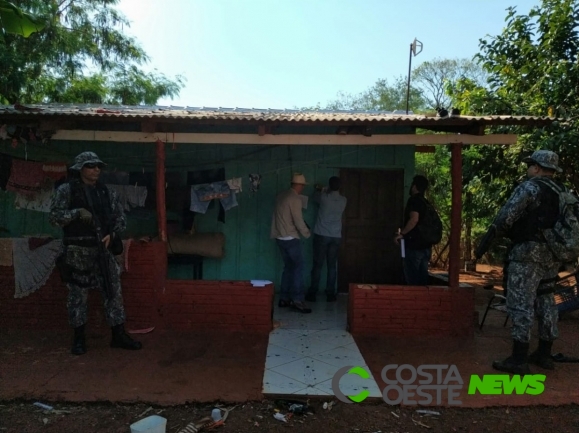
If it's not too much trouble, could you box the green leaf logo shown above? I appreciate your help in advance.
[346,366,371,403]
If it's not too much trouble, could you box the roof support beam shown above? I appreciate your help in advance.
[141,120,157,133]
[51,130,518,145]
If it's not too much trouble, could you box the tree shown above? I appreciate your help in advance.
[412,58,487,110]
[0,0,184,104]
[325,76,427,113]
[446,0,579,264]
[0,0,44,40]
[452,0,579,187]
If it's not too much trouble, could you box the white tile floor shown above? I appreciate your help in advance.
[262,294,382,397]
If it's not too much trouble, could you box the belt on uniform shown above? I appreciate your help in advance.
[63,237,98,247]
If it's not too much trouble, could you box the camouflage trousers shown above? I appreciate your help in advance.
[64,245,126,328]
[506,260,560,343]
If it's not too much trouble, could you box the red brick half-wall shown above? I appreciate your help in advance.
[348,284,475,337]
[0,241,273,333]
[159,280,273,333]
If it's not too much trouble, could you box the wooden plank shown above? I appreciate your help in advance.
[415,145,436,153]
[449,143,462,289]
[52,130,519,145]
[155,139,167,242]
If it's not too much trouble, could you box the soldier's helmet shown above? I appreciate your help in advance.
[523,150,562,173]
[70,152,106,171]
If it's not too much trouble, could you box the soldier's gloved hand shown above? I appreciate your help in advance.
[78,208,93,225]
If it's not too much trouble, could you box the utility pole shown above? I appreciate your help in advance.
[406,38,423,115]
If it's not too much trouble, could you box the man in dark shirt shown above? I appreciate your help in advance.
[393,175,431,285]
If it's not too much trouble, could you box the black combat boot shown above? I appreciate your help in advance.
[492,340,531,375]
[110,324,142,350]
[528,339,555,370]
[71,324,87,355]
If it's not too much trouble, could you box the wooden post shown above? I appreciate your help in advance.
[156,139,167,242]
[449,143,463,289]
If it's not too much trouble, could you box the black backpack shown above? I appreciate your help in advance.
[417,198,443,245]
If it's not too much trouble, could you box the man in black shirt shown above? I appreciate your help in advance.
[393,175,431,285]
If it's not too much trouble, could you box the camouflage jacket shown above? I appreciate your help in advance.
[49,181,126,235]
[493,176,556,263]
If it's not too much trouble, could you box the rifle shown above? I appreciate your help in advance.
[474,224,497,261]
[83,185,114,300]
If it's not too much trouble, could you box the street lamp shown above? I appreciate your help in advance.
[406,38,423,115]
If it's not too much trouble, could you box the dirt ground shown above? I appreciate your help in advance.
[2,265,579,432]
[2,400,579,433]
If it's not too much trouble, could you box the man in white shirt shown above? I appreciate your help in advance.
[306,176,347,302]
[270,173,312,313]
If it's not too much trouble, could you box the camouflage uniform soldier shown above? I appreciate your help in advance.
[50,152,142,355]
[476,150,563,374]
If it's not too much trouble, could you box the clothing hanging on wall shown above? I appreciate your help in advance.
[41,162,67,182]
[106,184,148,211]
[6,159,45,197]
[249,173,262,193]
[14,179,54,213]
[187,168,228,223]
[128,171,155,209]
[227,177,243,193]
[190,182,238,214]
[12,238,62,298]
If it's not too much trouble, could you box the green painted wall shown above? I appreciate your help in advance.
[0,139,416,286]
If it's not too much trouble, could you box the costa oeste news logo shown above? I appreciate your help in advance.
[331,364,546,405]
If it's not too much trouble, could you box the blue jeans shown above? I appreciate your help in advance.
[308,234,340,296]
[190,182,238,213]
[403,247,431,286]
[276,238,305,302]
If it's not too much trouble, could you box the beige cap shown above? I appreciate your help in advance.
[291,173,308,185]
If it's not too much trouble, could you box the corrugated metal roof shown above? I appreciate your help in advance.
[0,104,556,126]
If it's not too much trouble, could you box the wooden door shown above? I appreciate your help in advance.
[338,169,405,291]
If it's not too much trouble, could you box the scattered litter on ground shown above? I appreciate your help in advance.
[391,411,400,418]
[416,410,441,416]
[33,402,53,411]
[42,418,48,425]
[128,326,155,334]
[323,401,335,411]
[273,399,313,416]
[176,405,236,433]
[137,406,154,418]
[273,413,288,423]
[412,415,432,429]
[130,415,166,433]
[211,408,221,422]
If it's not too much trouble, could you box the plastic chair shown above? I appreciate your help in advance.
[479,293,509,330]
[551,270,579,317]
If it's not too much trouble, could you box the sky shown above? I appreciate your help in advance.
[115,0,540,110]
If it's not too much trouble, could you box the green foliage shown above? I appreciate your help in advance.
[0,0,184,104]
[446,0,579,263]
[412,58,487,110]
[325,76,427,113]
[0,0,44,40]
[452,0,579,187]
